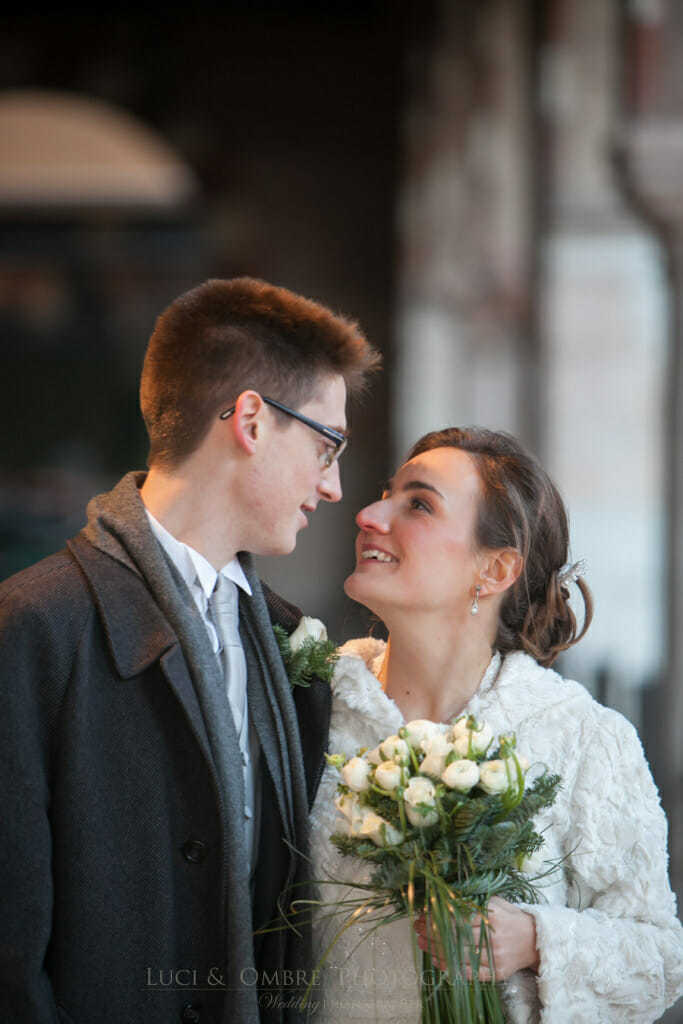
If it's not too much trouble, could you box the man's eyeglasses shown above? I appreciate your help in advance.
[219,395,348,470]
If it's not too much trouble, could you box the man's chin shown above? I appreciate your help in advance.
[268,539,298,557]
[251,531,298,558]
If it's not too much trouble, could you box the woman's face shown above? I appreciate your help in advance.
[344,446,484,620]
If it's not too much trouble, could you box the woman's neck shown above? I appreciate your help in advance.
[381,615,495,723]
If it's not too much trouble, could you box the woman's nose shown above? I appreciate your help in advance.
[356,499,390,533]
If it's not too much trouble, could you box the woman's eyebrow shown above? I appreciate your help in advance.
[400,479,444,499]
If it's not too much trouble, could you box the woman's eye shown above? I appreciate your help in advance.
[409,496,431,513]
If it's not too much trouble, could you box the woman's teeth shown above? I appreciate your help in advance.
[362,549,396,563]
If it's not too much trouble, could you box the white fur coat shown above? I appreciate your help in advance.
[308,639,683,1023]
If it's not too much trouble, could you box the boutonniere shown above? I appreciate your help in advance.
[274,616,338,688]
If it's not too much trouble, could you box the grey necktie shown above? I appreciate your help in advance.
[208,573,247,736]
[208,573,259,867]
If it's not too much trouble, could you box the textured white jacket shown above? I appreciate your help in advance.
[309,639,683,1023]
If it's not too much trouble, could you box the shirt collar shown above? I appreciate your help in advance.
[144,508,252,598]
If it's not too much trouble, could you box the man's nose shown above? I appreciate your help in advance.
[318,460,343,503]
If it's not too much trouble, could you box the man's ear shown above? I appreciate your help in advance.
[229,390,265,455]
[478,548,523,597]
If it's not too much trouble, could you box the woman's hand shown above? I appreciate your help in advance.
[414,896,540,981]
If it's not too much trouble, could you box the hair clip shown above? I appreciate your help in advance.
[557,559,587,586]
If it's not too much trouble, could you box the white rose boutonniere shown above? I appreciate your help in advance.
[273,615,338,688]
[289,616,328,651]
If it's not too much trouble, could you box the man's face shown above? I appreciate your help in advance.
[245,374,348,556]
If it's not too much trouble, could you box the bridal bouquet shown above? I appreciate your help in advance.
[318,716,560,1024]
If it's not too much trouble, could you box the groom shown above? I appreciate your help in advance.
[0,277,380,1024]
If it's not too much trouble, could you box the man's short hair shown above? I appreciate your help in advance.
[140,277,381,468]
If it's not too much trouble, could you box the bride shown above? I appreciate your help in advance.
[309,426,683,1023]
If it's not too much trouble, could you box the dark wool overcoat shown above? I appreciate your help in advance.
[0,482,331,1024]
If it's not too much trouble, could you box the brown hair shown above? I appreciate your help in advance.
[140,276,381,467]
[407,427,593,667]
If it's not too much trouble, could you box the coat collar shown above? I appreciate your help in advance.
[332,637,576,739]
[68,533,177,679]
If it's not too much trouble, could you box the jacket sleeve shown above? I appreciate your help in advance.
[526,709,683,1023]
[0,572,79,1021]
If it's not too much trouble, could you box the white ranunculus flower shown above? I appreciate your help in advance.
[451,721,494,757]
[341,756,371,792]
[365,746,382,766]
[288,616,328,652]
[380,735,410,763]
[403,719,442,747]
[374,760,403,793]
[420,733,452,755]
[450,716,470,738]
[403,776,438,827]
[504,754,530,776]
[357,810,403,847]
[335,791,361,822]
[419,734,456,778]
[404,776,437,802]
[441,759,480,792]
[335,790,366,831]
[478,759,513,794]
[334,792,364,835]
[519,847,547,876]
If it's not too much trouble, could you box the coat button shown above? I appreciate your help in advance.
[181,839,207,863]
[181,1004,201,1023]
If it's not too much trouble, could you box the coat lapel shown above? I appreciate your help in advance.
[240,601,294,842]
[67,534,215,772]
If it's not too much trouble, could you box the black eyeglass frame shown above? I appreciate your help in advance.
[219,395,348,468]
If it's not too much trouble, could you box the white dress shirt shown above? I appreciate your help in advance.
[145,508,259,869]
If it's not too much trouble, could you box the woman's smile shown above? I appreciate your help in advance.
[359,543,399,564]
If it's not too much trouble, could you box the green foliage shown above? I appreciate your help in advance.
[504,772,561,825]
[328,769,560,902]
[273,623,338,687]
[308,720,563,1023]
[321,764,561,1020]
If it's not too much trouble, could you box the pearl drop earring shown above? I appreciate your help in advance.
[471,585,481,615]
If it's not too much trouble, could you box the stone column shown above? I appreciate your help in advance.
[394,0,534,462]
[616,0,683,936]
[535,0,669,721]
[618,118,683,913]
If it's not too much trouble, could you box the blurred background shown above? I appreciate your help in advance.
[0,3,681,1016]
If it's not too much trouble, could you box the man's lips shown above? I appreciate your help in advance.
[299,504,316,528]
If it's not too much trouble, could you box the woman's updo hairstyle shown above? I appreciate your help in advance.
[406,427,593,667]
